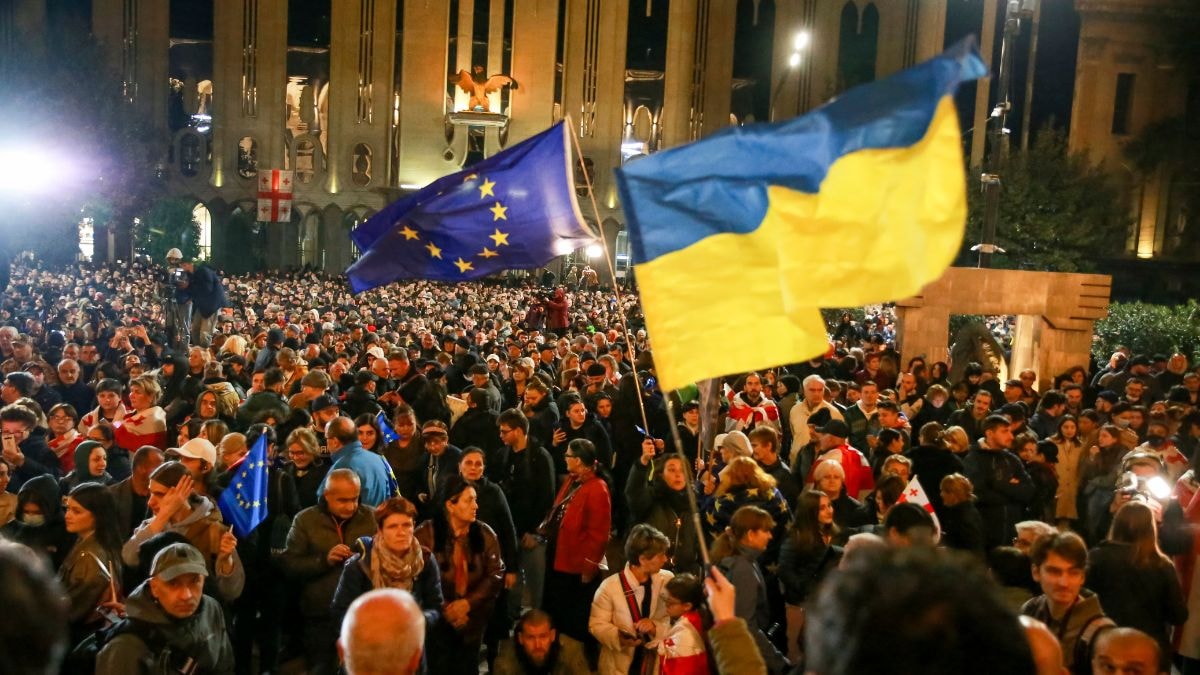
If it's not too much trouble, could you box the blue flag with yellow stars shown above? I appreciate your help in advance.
[376,410,399,444]
[347,122,596,292]
[217,434,270,538]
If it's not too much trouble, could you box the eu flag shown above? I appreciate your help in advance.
[377,410,399,444]
[347,122,596,292]
[217,434,270,538]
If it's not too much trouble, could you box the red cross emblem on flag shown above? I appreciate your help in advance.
[257,170,294,222]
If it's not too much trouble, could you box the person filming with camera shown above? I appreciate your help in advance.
[165,248,227,349]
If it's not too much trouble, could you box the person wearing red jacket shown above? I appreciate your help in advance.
[541,438,611,658]
[545,288,570,332]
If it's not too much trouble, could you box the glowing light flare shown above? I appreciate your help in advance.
[794,31,811,52]
[585,244,603,259]
[0,147,65,194]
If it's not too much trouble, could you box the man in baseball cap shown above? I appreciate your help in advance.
[96,542,234,673]
[171,437,217,486]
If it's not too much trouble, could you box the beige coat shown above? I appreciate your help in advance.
[589,566,674,675]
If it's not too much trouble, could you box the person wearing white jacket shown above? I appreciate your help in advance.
[589,525,675,674]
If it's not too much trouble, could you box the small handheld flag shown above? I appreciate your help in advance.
[896,475,942,542]
[377,410,400,444]
[217,434,270,538]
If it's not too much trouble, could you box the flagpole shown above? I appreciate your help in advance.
[565,117,652,437]
[566,118,710,570]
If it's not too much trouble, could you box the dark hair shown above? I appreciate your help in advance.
[47,403,78,423]
[877,428,904,449]
[876,474,907,510]
[262,367,286,389]
[1029,531,1088,569]
[245,423,277,451]
[805,547,1035,674]
[790,489,839,555]
[987,546,1035,590]
[353,413,385,452]
[67,483,124,560]
[665,573,706,613]
[498,408,529,434]
[884,503,935,541]
[0,404,36,428]
[917,422,945,447]
[981,415,1011,434]
[149,461,191,488]
[567,438,597,466]
[0,543,69,675]
[748,425,779,452]
[515,608,555,634]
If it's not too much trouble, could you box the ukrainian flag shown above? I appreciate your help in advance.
[615,40,987,391]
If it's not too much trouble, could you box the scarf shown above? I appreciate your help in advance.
[368,538,425,591]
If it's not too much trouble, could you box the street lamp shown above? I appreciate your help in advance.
[770,30,810,122]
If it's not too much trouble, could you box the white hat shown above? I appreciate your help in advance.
[175,437,216,466]
[165,248,183,261]
[366,346,386,360]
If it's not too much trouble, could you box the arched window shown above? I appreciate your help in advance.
[193,203,212,260]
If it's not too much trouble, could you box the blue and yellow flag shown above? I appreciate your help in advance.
[376,410,400,444]
[615,40,987,391]
[347,122,595,292]
[217,434,270,538]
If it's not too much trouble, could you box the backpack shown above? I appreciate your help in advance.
[66,618,196,675]
[1070,613,1115,675]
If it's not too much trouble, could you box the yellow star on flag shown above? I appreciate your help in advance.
[426,242,443,259]
[479,178,496,199]
[454,257,475,274]
[490,202,508,221]
[478,247,499,259]
[399,226,419,240]
[489,229,510,247]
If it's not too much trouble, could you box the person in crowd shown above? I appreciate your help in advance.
[494,609,591,675]
[0,457,15,524]
[171,436,220,499]
[414,474,504,674]
[1051,415,1085,530]
[810,458,862,529]
[788,374,844,464]
[590,524,675,674]
[807,418,874,501]
[417,419,462,516]
[964,414,1035,550]
[279,468,377,675]
[805,546,1036,674]
[354,412,387,455]
[381,404,424,499]
[451,389,503,457]
[54,359,96,415]
[710,504,789,674]
[549,394,612,477]
[337,589,426,675]
[2,402,60,491]
[319,416,394,507]
[59,482,124,644]
[95,543,234,674]
[0,541,70,675]
[109,445,165,541]
[113,375,168,452]
[750,425,800,507]
[331,496,442,632]
[1016,434,1060,523]
[939,473,985,556]
[1,473,73,567]
[1085,500,1186,669]
[46,403,83,474]
[59,439,113,494]
[654,573,710,675]
[285,427,329,509]
[1022,531,1116,674]
[491,408,556,617]
[122,461,244,602]
[704,456,792,555]
[540,438,611,658]
[1091,627,1165,675]
[1080,425,1131,544]
[779,489,843,663]
[908,421,965,518]
[627,439,702,576]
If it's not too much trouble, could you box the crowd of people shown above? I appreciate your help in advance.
[0,256,1197,675]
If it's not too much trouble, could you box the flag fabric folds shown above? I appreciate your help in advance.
[615,39,987,391]
[347,122,595,292]
[896,475,942,540]
[217,435,270,538]
[377,410,400,444]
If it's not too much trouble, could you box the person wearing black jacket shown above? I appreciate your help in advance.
[963,415,1035,550]
[907,422,965,520]
[490,409,555,619]
[1,403,60,492]
[548,395,611,479]
[177,258,227,348]
[415,420,462,519]
[450,389,502,457]
[0,474,74,568]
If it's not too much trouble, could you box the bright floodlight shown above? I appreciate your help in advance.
[794,31,811,51]
[0,147,60,194]
[585,244,603,259]
[788,52,803,68]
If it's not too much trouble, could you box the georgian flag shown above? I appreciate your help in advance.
[896,475,941,542]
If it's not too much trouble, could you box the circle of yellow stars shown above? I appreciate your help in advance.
[393,173,511,275]
[232,458,269,510]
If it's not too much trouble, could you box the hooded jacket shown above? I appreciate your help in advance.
[95,580,234,675]
[1,474,74,566]
[9,425,61,492]
[59,440,114,495]
[121,495,245,602]
[1021,590,1115,674]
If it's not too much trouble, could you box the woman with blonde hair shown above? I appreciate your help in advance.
[710,505,789,673]
[220,334,248,358]
[703,456,791,548]
[941,425,970,455]
[113,375,167,452]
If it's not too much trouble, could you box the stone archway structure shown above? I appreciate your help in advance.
[895,268,1112,392]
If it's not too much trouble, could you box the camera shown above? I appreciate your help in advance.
[1116,470,1171,503]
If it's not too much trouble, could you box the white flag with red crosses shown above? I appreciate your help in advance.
[257,169,294,222]
[896,475,941,540]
